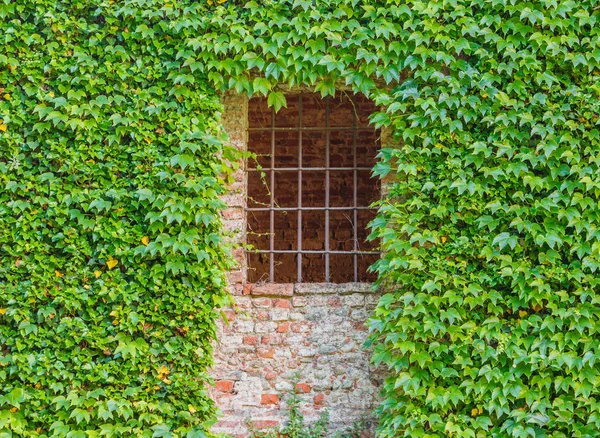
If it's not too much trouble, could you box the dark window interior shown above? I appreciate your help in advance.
[246,93,380,283]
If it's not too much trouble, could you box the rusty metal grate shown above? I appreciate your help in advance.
[246,93,380,283]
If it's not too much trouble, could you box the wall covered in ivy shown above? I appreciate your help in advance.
[0,2,235,436]
[2,0,600,437]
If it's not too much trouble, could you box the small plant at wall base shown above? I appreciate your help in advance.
[247,385,372,438]
[247,384,329,438]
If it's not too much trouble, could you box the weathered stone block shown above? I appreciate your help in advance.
[251,283,294,297]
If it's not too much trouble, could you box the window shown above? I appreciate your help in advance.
[246,93,380,283]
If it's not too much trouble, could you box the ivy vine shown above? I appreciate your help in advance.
[1,1,235,436]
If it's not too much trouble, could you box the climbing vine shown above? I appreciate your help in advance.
[2,0,600,436]
[0,1,235,436]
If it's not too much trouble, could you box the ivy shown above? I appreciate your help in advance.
[2,0,600,436]
[363,2,600,437]
[0,1,234,436]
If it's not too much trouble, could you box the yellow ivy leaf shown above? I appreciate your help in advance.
[83,285,91,290]
[109,310,118,317]
[0,124,7,132]
[48,92,55,98]
[0,309,7,315]
[106,258,118,269]
[3,94,10,100]
[188,404,197,414]
[519,310,528,318]
[471,408,479,417]
[94,270,102,278]
[157,365,170,380]
[441,236,447,243]
[141,236,150,246]
[55,270,64,278]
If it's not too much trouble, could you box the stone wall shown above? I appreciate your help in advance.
[210,283,382,437]
[213,92,383,437]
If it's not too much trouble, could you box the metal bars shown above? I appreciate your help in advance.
[297,97,303,282]
[324,97,331,281]
[269,106,275,281]
[247,167,372,172]
[247,93,378,283]
[352,106,359,283]
[247,206,372,212]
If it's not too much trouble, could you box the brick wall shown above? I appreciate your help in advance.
[214,92,384,437]
[210,283,383,437]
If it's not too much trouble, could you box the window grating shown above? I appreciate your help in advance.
[247,93,380,283]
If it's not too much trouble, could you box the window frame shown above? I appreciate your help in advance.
[245,92,380,284]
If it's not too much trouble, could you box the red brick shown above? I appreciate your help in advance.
[352,321,367,331]
[261,394,279,405]
[257,310,270,321]
[214,419,242,428]
[265,372,277,381]
[230,284,244,296]
[252,419,279,428]
[233,247,245,264]
[251,283,293,297]
[222,208,243,220]
[243,336,258,345]
[243,283,254,295]
[314,393,325,406]
[227,271,243,284]
[273,299,291,308]
[215,381,234,393]
[327,297,342,307]
[295,383,311,394]
[261,335,273,345]
[276,322,289,333]
[291,322,310,333]
[253,298,272,308]
[258,348,274,358]
[222,310,235,322]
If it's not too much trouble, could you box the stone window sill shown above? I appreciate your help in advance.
[243,282,376,297]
